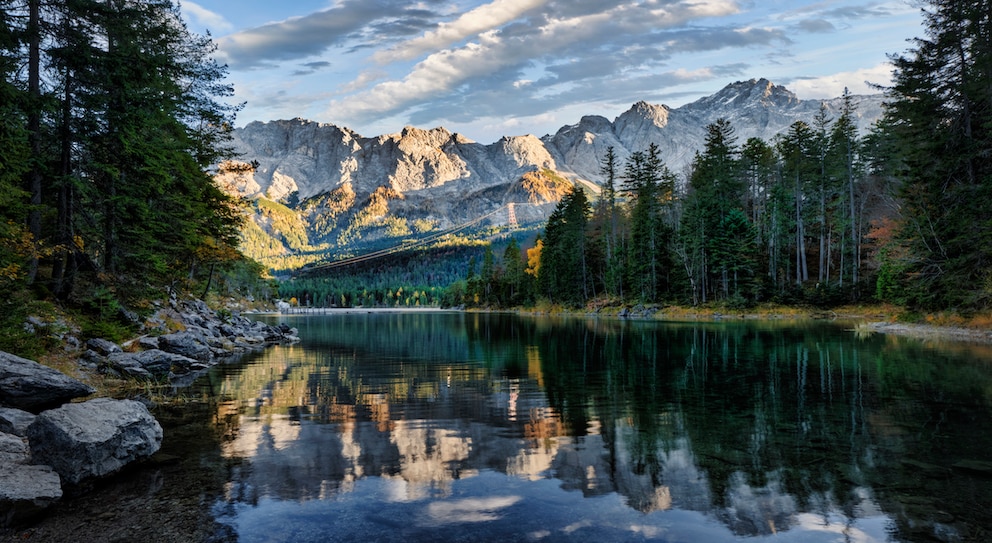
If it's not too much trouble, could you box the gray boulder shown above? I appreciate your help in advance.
[157,332,212,362]
[0,407,36,436]
[137,335,160,350]
[27,398,162,485]
[0,431,62,527]
[107,349,198,378]
[0,431,28,464]
[85,337,122,356]
[0,351,95,413]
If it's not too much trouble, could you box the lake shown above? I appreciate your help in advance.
[185,311,992,542]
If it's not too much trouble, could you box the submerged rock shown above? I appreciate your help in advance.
[27,398,162,485]
[0,465,63,528]
[0,431,62,528]
[0,351,95,413]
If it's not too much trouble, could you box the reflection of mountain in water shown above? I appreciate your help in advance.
[202,313,992,540]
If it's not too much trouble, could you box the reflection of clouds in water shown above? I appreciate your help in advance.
[562,519,592,533]
[425,496,522,525]
[222,415,300,458]
[793,512,880,542]
[612,424,713,513]
[722,470,797,536]
[386,421,474,500]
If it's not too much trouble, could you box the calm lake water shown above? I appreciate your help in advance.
[186,311,992,542]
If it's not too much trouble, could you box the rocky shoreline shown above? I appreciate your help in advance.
[866,321,992,344]
[0,296,298,529]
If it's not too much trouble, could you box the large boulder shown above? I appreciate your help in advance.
[106,349,204,379]
[27,398,162,485]
[0,351,95,413]
[0,431,62,528]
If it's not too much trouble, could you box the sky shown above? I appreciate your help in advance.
[179,0,923,143]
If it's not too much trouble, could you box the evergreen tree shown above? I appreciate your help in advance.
[622,143,674,302]
[502,238,528,306]
[777,121,816,287]
[683,119,745,302]
[827,88,864,290]
[0,0,244,308]
[538,187,591,306]
[590,146,624,300]
[882,0,992,308]
[0,7,31,287]
[739,137,778,294]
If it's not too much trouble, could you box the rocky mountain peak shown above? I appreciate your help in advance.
[687,78,800,112]
[620,100,671,127]
[395,126,455,150]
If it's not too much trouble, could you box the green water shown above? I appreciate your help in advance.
[190,311,992,542]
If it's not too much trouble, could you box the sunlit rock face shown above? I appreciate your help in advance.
[226,121,559,203]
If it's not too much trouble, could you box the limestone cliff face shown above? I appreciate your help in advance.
[223,79,884,255]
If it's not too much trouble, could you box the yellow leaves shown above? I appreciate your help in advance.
[526,238,542,277]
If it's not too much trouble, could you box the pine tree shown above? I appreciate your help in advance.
[883,0,992,309]
[61,0,241,291]
[777,121,816,287]
[827,88,863,290]
[683,119,745,302]
[591,146,624,300]
[0,7,31,287]
[539,187,591,306]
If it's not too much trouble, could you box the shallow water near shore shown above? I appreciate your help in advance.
[9,311,992,542]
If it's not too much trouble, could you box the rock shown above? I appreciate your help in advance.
[0,430,63,527]
[157,332,212,362]
[86,338,122,356]
[0,463,63,527]
[27,398,163,485]
[107,349,198,378]
[0,431,28,464]
[0,407,36,436]
[102,355,154,379]
[0,351,96,413]
[138,336,161,350]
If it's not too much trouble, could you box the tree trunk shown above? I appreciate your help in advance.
[26,0,42,283]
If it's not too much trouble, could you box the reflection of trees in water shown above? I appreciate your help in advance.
[203,314,992,540]
[537,318,992,539]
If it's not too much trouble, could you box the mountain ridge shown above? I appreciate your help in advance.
[218,78,885,269]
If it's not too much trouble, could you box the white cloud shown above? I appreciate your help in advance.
[788,62,894,98]
[331,0,742,122]
[182,1,233,33]
[374,0,549,63]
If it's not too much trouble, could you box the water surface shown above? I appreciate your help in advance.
[192,312,992,542]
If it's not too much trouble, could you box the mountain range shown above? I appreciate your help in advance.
[216,78,885,263]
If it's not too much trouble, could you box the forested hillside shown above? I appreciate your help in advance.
[0,1,262,353]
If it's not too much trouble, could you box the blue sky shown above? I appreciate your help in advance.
[180,0,922,143]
